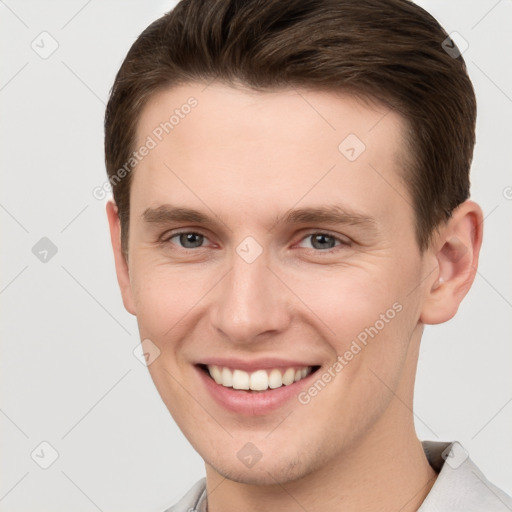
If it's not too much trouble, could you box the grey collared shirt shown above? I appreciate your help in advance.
[164,441,512,511]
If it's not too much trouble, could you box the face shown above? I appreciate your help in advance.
[113,82,435,485]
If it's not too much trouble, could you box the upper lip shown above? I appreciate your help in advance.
[196,357,320,372]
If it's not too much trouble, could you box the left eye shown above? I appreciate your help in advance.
[297,232,347,251]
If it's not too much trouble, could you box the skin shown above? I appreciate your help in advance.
[106,82,483,511]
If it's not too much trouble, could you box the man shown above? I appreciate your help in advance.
[103,0,512,510]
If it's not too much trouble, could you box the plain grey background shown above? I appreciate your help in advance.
[1,0,511,510]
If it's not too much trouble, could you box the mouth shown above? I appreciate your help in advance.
[197,363,321,392]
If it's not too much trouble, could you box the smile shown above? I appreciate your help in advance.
[196,362,321,415]
[205,365,314,391]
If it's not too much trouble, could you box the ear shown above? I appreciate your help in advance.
[106,199,136,315]
[420,200,483,324]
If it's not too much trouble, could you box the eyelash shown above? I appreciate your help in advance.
[159,230,351,253]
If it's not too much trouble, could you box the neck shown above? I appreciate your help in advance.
[205,417,437,512]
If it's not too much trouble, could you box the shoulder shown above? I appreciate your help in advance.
[419,441,512,511]
[162,477,207,512]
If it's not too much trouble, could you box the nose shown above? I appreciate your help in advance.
[210,248,292,345]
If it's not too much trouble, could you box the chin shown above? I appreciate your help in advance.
[205,452,313,486]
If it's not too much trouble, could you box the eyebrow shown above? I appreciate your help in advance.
[142,205,213,225]
[273,205,376,230]
[141,204,377,231]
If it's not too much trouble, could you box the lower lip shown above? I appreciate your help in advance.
[196,366,317,416]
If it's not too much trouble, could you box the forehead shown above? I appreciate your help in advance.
[130,81,412,230]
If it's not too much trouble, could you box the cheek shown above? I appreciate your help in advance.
[286,264,416,391]
[130,264,208,429]
[130,259,207,341]
[285,264,405,340]
[291,269,415,445]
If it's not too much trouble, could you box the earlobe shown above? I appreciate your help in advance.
[106,199,137,316]
[420,200,483,325]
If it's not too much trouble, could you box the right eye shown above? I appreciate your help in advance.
[162,231,209,250]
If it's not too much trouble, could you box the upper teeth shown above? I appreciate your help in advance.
[207,365,312,391]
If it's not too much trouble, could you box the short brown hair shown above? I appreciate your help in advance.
[104,0,476,258]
